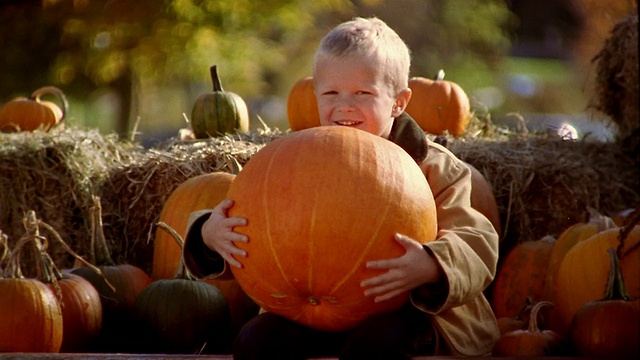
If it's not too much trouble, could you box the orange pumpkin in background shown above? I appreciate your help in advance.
[0,86,68,132]
[227,126,438,331]
[570,248,640,358]
[405,70,471,137]
[491,235,555,319]
[152,172,236,280]
[286,76,321,131]
[550,225,640,337]
[465,162,502,238]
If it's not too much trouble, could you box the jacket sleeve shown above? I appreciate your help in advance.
[182,209,234,280]
[411,141,499,314]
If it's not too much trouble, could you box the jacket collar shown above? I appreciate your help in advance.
[388,112,429,164]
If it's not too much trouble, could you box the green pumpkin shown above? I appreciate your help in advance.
[134,278,231,353]
[191,65,250,138]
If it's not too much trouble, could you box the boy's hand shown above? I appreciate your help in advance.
[361,233,441,302]
[201,199,249,268]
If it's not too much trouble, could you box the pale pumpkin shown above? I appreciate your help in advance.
[551,225,640,337]
[190,65,249,138]
[542,209,615,303]
[405,70,471,137]
[227,126,438,331]
[0,86,68,132]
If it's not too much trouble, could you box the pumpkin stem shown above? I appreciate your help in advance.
[90,195,116,266]
[37,216,114,290]
[156,221,196,280]
[31,86,69,124]
[515,296,534,320]
[210,65,224,92]
[603,247,633,301]
[434,69,445,81]
[527,300,553,333]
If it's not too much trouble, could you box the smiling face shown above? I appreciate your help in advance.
[314,55,411,139]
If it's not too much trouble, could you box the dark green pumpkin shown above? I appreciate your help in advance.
[191,65,249,138]
[134,278,231,353]
[135,222,231,353]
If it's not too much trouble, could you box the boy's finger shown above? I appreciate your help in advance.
[223,253,244,268]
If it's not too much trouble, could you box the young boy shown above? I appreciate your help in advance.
[183,17,500,359]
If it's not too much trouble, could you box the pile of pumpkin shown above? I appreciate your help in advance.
[491,208,640,357]
[0,193,258,354]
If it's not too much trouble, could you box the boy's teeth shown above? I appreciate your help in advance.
[338,121,357,125]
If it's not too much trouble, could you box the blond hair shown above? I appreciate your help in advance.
[313,17,411,94]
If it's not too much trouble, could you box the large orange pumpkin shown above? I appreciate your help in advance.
[227,126,438,331]
[405,70,471,137]
[286,76,321,131]
[551,225,640,337]
[0,86,68,132]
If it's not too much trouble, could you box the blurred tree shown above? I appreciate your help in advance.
[1,0,515,136]
[0,0,349,136]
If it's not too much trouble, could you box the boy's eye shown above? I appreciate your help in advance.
[356,90,371,95]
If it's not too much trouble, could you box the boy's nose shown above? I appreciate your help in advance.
[336,95,355,111]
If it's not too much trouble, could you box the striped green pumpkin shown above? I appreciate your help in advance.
[191,65,249,138]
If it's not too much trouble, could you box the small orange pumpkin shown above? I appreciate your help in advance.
[0,218,64,353]
[570,248,640,358]
[405,70,471,137]
[0,86,68,132]
[492,300,564,356]
[227,126,438,331]
[286,76,321,131]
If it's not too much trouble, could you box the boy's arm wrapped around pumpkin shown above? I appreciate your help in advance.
[182,210,234,280]
[411,140,499,313]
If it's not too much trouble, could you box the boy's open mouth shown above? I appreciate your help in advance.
[334,120,362,126]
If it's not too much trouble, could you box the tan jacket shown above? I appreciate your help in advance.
[183,113,500,356]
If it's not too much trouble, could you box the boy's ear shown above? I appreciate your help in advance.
[392,88,412,117]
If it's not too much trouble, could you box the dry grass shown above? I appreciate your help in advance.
[1,121,638,275]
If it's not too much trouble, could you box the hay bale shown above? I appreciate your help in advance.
[591,14,639,160]
[97,129,283,272]
[448,134,640,254]
[0,127,143,275]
